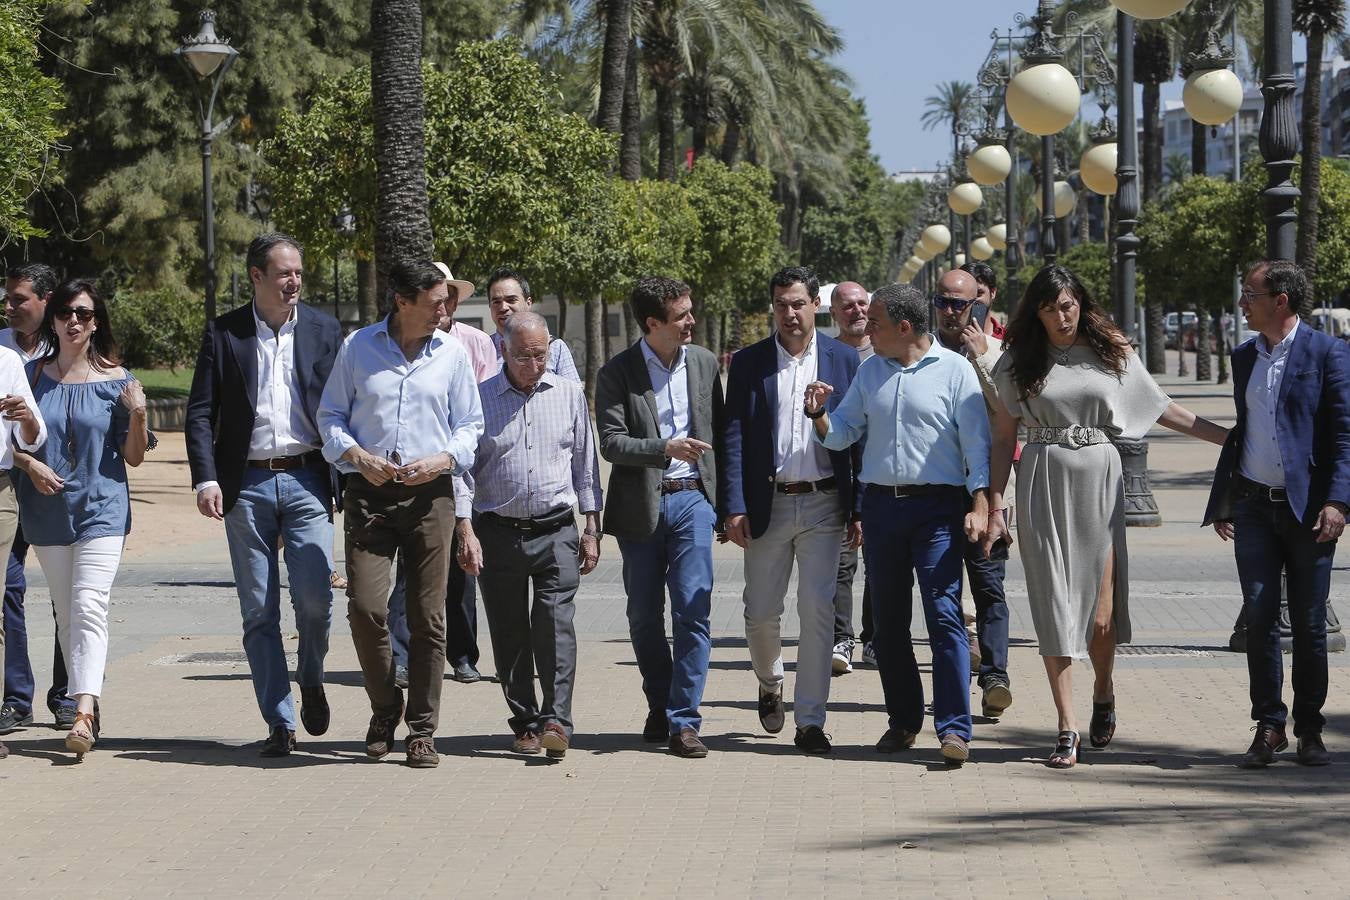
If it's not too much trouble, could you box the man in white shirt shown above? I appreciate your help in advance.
[723,267,860,754]
[0,264,72,738]
[186,233,344,758]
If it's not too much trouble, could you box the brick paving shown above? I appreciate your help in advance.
[2,370,1348,898]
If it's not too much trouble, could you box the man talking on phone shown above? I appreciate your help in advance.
[932,269,1013,721]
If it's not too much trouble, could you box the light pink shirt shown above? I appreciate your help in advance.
[448,320,497,384]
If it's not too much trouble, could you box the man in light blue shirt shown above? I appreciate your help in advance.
[318,259,484,769]
[805,282,990,765]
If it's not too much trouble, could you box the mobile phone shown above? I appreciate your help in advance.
[970,302,990,330]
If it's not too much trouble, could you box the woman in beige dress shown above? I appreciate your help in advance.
[985,266,1227,768]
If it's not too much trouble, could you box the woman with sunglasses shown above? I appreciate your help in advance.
[983,266,1226,768]
[13,280,153,759]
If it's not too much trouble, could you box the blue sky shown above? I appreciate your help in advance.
[818,0,1303,176]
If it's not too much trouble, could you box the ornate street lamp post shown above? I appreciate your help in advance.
[174,10,239,322]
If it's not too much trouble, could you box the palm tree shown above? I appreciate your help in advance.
[920,80,977,135]
[371,0,433,299]
[1293,0,1346,295]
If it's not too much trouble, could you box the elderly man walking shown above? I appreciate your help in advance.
[806,283,990,765]
[454,312,602,759]
[318,259,484,769]
[933,268,1013,719]
[723,266,860,754]
[597,276,723,759]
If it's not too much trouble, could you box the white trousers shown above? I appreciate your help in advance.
[742,490,845,729]
[35,536,125,699]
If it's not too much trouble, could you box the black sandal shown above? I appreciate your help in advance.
[1089,699,1116,748]
[1047,730,1080,769]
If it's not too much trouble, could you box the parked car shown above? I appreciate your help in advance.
[1164,311,1197,349]
[1310,307,1350,340]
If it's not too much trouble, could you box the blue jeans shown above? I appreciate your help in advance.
[862,489,971,740]
[1234,493,1335,737]
[617,489,715,735]
[3,527,73,716]
[964,537,1009,685]
[223,465,334,730]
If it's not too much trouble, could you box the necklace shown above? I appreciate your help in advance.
[54,356,94,465]
[1049,341,1076,366]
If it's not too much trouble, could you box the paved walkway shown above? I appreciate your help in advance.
[3,366,1349,898]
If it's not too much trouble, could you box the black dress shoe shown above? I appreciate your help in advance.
[451,661,482,683]
[642,708,667,743]
[1240,723,1288,768]
[758,690,785,735]
[300,685,330,736]
[260,725,296,757]
[0,703,33,733]
[1297,733,1330,766]
[876,727,918,754]
[794,725,832,755]
[53,706,76,730]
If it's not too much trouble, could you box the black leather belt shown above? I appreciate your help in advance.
[477,508,574,533]
[866,482,965,499]
[660,478,702,494]
[248,450,324,471]
[1235,475,1288,503]
[776,476,837,495]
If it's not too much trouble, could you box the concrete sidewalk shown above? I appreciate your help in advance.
[2,368,1348,898]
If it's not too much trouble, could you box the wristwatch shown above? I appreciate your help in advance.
[803,405,826,420]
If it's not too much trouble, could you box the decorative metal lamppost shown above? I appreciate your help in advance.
[174,10,239,322]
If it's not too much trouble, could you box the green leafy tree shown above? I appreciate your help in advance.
[0,0,65,246]
[682,157,782,353]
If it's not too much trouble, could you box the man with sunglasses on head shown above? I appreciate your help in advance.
[188,233,344,758]
[932,269,1013,721]
[0,264,76,740]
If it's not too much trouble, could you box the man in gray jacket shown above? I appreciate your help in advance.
[596,276,724,759]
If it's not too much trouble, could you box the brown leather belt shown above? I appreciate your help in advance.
[660,478,702,494]
[866,482,964,499]
[247,450,324,471]
[776,476,837,495]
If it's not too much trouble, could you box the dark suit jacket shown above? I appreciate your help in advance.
[596,340,724,541]
[722,332,860,539]
[186,302,344,514]
[1203,324,1350,527]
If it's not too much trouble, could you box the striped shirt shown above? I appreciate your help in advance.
[454,371,602,519]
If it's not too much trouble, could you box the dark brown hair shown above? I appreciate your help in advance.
[40,280,120,371]
[1003,264,1128,399]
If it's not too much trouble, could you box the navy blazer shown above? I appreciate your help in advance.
[186,302,344,514]
[723,332,860,539]
[1203,324,1350,527]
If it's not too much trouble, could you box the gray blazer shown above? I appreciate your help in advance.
[596,339,724,541]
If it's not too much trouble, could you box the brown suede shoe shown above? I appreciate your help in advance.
[541,723,569,759]
[668,727,708,759]
[511,730,542,754]
[405,735,439,768]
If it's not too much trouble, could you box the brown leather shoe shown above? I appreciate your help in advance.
[366,703,403,759]
[1297,733,1330,767]
[668,727,708,758]
[511,730,542,755]
[541,722,569,758]
[405,735,439,768]
[876,728,918,753]
[1240,723,1288,768]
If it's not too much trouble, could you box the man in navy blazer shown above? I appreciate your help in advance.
[1204,259,1350,768]
[187,233,344,757]
[723,266,860,754]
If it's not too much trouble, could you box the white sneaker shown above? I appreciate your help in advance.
[831,640,854,675]
[860,642,877,668]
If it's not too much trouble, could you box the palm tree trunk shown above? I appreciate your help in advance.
[356,258,378,325]
[1142,81,1166,373]
[585,293,603,406]
[370,0,433,297]
[596,0,632,136]
[1196,304,1212,380]
[620,38,642,181]
[1076,192,1090,244]
[655,78,678,181]
[721,113,742,165]
[1297,26,1325,295]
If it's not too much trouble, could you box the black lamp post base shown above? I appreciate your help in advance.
[1115,438,1162,527]
[1228,590,1345,654]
